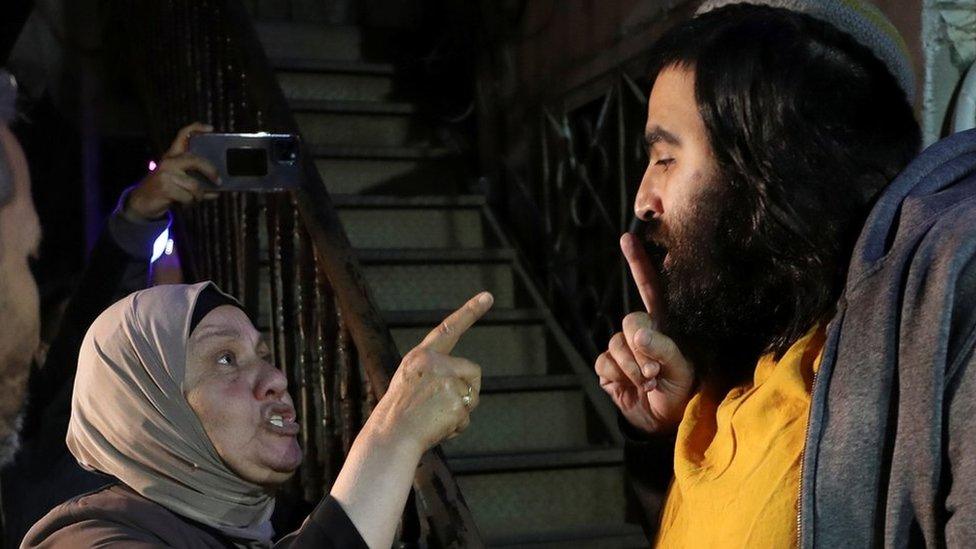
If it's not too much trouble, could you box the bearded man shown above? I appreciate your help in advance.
[594,1,976,546]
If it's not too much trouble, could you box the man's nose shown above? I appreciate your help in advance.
[634,170,664,221]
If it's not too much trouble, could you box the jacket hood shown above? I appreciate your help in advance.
[847,128,976,288]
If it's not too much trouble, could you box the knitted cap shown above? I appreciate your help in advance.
[696,0,916,102]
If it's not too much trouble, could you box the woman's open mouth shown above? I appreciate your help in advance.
[262,403,300,436]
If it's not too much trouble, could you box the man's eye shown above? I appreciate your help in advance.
[655,158,674,169]
[216,352,235,366]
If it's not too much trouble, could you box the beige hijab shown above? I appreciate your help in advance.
[66,282,275,545]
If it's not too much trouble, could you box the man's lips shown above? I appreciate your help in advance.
[262,402,300,436]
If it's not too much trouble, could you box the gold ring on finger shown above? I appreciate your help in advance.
[461,384,473,408]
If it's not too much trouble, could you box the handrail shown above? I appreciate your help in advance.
[112,0,483,546]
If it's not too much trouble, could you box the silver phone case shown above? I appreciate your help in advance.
[186,132,304,192]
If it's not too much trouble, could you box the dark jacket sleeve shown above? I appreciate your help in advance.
[943,263,976,546]
[274,496,368,549]
[620,414,675,541]
[23,519,169,549]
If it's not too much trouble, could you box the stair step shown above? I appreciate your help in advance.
[338,206,486,249]
[454,465,631,543]
[290,99,418,115]
[255,21,364,62]
[443,389,590,455]
[331,194,485,207]
[317,157,463,195]
[271,58,396,74]
[296,110,426,148]
[248,2,294,20]
[391,322,549,377]
[357,248,513,264]
[277,71,396,103]
[493,527,648,548]
[248,1,333,22]
[362,261,517,311]
[309,144,454,160]
[383,308,545,325]
[447,447,622,474]
[481,374,580,393]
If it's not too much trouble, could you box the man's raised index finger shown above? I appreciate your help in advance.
[420,292,494,354]
[620,232,660,317]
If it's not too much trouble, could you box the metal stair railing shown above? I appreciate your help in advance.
[111,0,483,546]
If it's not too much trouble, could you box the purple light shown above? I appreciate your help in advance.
[148,160,157,171]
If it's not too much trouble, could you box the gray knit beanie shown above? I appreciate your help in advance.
[696,0,916,102]
[0,70,17,207]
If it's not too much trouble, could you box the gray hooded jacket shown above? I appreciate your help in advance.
[625,129,976,548]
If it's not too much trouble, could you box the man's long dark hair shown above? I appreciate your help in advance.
[645,5,921,362]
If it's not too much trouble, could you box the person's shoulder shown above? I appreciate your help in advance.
[21,484,181,548]
[903,168,976,271]
[909,183,976,370]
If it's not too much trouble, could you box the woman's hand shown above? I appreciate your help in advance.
[363,291,494,456]
[330,292,493,549]
[594,233,696,435]
[125,122,221,222]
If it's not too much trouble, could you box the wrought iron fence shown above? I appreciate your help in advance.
[470,0,698,365]
[537,73,651,358]
[493,71,653,361]
[112,0,482,546]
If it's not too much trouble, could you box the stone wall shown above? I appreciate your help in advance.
[920,0,976,143]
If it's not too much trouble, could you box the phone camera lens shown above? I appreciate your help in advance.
[272,137,299,165]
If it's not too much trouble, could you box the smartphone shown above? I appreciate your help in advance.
[187,133,304,192]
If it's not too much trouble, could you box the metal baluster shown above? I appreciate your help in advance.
[225,31,238,132]
[201,0,214,125]
[336,307,357,456]
[266,193,285,369]
[359,349,377,420]
[214,9,226,132]
[295,214,320,503]
[196,203,209,279]
[314,262,341,490]
[242,193,261,318]
[220,195,234,289]
[228,192,243,298]
[207,205,218,281]
[276,197,297,383]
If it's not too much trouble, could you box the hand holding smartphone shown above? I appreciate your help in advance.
[187,133,304,192]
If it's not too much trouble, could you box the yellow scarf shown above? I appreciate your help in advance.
[656,322,826,548]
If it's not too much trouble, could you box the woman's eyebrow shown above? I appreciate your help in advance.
[193,326,241,342]
[644,125,682,147]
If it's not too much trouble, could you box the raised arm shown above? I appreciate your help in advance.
[280,292,493,549]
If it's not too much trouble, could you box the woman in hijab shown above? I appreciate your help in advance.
[23,281,492,548]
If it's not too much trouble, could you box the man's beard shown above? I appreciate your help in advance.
[641,174,801,390]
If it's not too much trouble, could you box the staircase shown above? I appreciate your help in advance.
[251,9,647,548]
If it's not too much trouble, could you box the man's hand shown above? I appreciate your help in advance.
[365,292,494,456]
[594,233,696,435]
[124,122,221,222]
